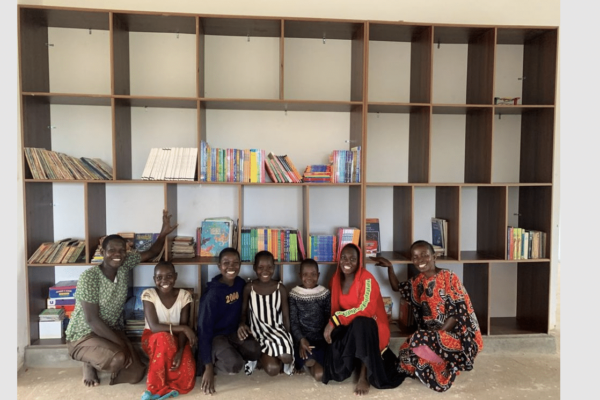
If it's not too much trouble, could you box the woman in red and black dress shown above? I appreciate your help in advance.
[323,243,406,396]
[371,240,484,392]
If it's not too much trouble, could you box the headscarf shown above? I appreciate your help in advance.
[329,242,365,315]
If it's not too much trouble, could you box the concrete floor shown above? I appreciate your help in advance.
[17,349,559,400]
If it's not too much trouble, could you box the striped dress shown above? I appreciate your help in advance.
[248,282,294,363]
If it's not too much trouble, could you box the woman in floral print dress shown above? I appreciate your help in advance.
[371,240,483,392]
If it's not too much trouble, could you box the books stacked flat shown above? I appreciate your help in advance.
[302,165,332,183]
[336,227,360,260]
[24,147,113,180]
[141,147,198,181]
[264,152,303,183]
[200,141,266,183]
[28,239,85,264]
[124,286,152,340]
[199,217,236,257]
[39,304,67,339]
[431,218,448,256]
[240,227,305,262]
[308,234,337,262]
[171,236,196,259]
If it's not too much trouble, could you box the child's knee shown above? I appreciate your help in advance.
[264,360,281,376]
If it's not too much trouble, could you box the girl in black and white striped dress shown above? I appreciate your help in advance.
[238,251,295,376]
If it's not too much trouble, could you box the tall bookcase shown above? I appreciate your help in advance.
[18,5,558,347]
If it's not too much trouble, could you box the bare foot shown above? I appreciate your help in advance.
[354,376,370,396]
[82,363,99,387]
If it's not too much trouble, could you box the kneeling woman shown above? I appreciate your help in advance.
[323,243,406,396]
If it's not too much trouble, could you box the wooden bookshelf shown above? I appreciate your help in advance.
[18,5,557,346]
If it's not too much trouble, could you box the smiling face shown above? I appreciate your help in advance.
[299,262,319,289]
[218,251,241,286]
[254,254,275,283]
[100,238,127,270]
[339,245,359,277]
[410,243,437,277]
[153,262,177,294]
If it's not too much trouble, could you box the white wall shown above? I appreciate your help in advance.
[15,0,561,372]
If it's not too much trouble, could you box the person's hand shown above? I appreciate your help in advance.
[182,326,197,347]
[201,364,215,395]
[370,256,392,268]
[159,209,178,236]
[299,338,312,360]
[170,349,183,371]
[324,322,334,344]
[238,323,251,340]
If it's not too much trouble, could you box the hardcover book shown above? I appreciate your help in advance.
[49,280,78,298]
[365,218,381,256]
[134,233,159,252]
[200,218,234,257]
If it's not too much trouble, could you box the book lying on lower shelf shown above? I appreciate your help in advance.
[171,236,196,259]
[199,217,235,257]
[49,280,78,298]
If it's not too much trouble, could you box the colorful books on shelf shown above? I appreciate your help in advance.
[308,234,337,262]
[330,146,361,183]
[171,236,196,259]
[365,218,381,256]
[431,217,447,257]
[47,297,76,308]
[199,217,236,257]
[336,227,360,260]
[239,227,301,263]
[507,226,546,260]
[302,164,332,183]
[24,147,112,180]
[199,141,266,183]
[141,147,198,181]
[264,152,302,183]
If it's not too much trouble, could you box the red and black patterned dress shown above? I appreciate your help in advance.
[397,269,483,392]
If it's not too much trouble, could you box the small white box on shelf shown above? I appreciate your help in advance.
[39,320,64,339]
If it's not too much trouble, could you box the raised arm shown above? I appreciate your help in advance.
[139,210,178,263]
[370,256,400,291]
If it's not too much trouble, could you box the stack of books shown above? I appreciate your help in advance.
[239,227,305,263]
[308,234,337,262]
[124,287,152,341]
[330,146,361,183]
[264,152,303,183]
[336,227,360,260]
[302,164,332,183]
[200,141,266,183]
[431,217,448,256]
[198,217,236,257]
[171,236,196,259]
[24,147,113,180]
[28,239,85,264]
[141,147,198,181]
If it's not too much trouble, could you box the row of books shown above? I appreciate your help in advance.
[431,217,448,256]
[264,152,302,183]
[239,227,305,263]
[141,147,198,181]
[24,147,113,180]
[198,217,237,257]
[302,164,332,183]
[507,227,547,260]
[28,239,86,264]
[200,141,266,183]
[330,146,361,183]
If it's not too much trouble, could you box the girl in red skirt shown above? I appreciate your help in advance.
[141,261,197,396]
